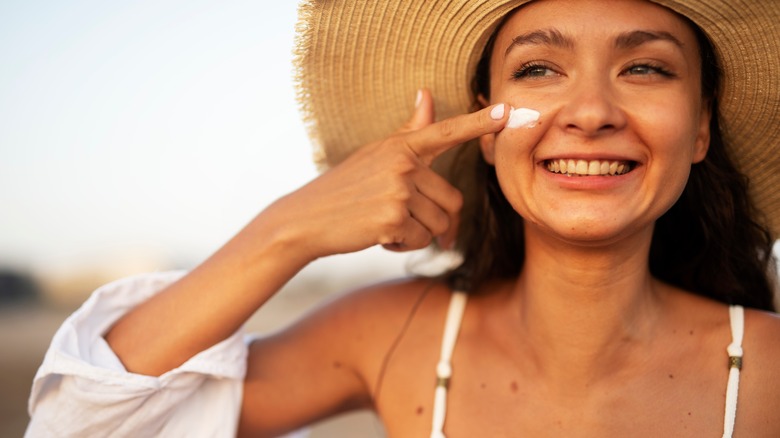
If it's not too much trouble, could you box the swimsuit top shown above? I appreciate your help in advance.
[429,291,745,438]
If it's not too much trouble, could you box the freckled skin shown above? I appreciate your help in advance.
[481,0,711,245]
[228,2,780,437]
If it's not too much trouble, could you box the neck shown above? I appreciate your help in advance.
[510,225,665,388]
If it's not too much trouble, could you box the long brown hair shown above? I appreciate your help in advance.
[443,16,777,311]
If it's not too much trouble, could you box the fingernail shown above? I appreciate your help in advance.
[490,104,505,120]
[507,106,540,128]
[415,89,423,108]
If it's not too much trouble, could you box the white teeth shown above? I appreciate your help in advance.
[576,160,588,174]
[545,159,633,176]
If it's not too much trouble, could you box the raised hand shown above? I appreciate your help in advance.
[104,91,508,376]
[262,89,509,261]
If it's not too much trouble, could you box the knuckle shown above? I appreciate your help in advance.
[398,121,413,133]
[437,118,457,139]
[413,233,434,250]
[396,189,413,203]
[447,189,464,212]
[384,177,412,202]
[430,212,451,236]
[477,110,493,130]
[388,153,416,174]
[380,203,408,229]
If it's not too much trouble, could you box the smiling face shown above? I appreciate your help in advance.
[479,0,711,245]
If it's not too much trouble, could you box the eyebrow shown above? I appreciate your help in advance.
[505,29,574,56]
[504,28,684,57]
[614,30,684,49]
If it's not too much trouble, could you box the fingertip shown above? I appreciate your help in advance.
[405,88,435,131]
[419,88,435,117]
[435,210,459,251]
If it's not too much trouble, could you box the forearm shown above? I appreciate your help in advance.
[105,202,317,376]
[104,95,507,377]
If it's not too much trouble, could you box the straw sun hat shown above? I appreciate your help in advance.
[294,0,780,237]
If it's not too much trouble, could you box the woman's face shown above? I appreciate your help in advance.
[480,0,711,245]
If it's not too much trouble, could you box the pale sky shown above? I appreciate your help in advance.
[0,1,343,274]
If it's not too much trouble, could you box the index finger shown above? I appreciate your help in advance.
[405,103,508,165]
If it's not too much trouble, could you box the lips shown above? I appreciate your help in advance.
[545,159,634,176]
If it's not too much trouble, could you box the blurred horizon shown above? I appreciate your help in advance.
[0,4,409,435]
[0,0,418,304]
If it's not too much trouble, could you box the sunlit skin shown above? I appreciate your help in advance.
[480,0,710,248]
[100,1,780,437]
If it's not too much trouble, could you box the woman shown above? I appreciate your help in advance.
[27,0,779,437]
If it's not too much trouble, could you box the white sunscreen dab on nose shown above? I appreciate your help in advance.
[507,106,540,128]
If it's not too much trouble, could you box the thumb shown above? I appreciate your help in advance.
[398,88,435,133]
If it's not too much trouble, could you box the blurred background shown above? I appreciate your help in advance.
[0,1,418,435]
[2,1,779,437]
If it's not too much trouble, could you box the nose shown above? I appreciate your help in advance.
[556,76,627,137]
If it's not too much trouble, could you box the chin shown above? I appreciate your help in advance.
[529,215,652,248]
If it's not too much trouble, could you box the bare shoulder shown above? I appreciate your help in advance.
[656,287,780,434]
[739,307,780,434]
[743,307,780,379]
[269,276,453,372]
[305,276,452,333]
[744,305,780,335]
[239,277,452,435]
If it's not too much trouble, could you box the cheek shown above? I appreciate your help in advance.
[634,102,702,162]
[629,84,705,149]
[489,126,545,209]
[633,104,703,206]
[492,123,545,167]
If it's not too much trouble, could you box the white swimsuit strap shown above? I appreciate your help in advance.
[429,297,744,438]
[722,305,744,438]
[430,290,468,438]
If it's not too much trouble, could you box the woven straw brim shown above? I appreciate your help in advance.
[294,0,780,238]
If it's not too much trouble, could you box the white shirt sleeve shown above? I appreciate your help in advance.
[25,271,249,438]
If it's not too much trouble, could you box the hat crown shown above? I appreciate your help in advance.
[295,0,780,236]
